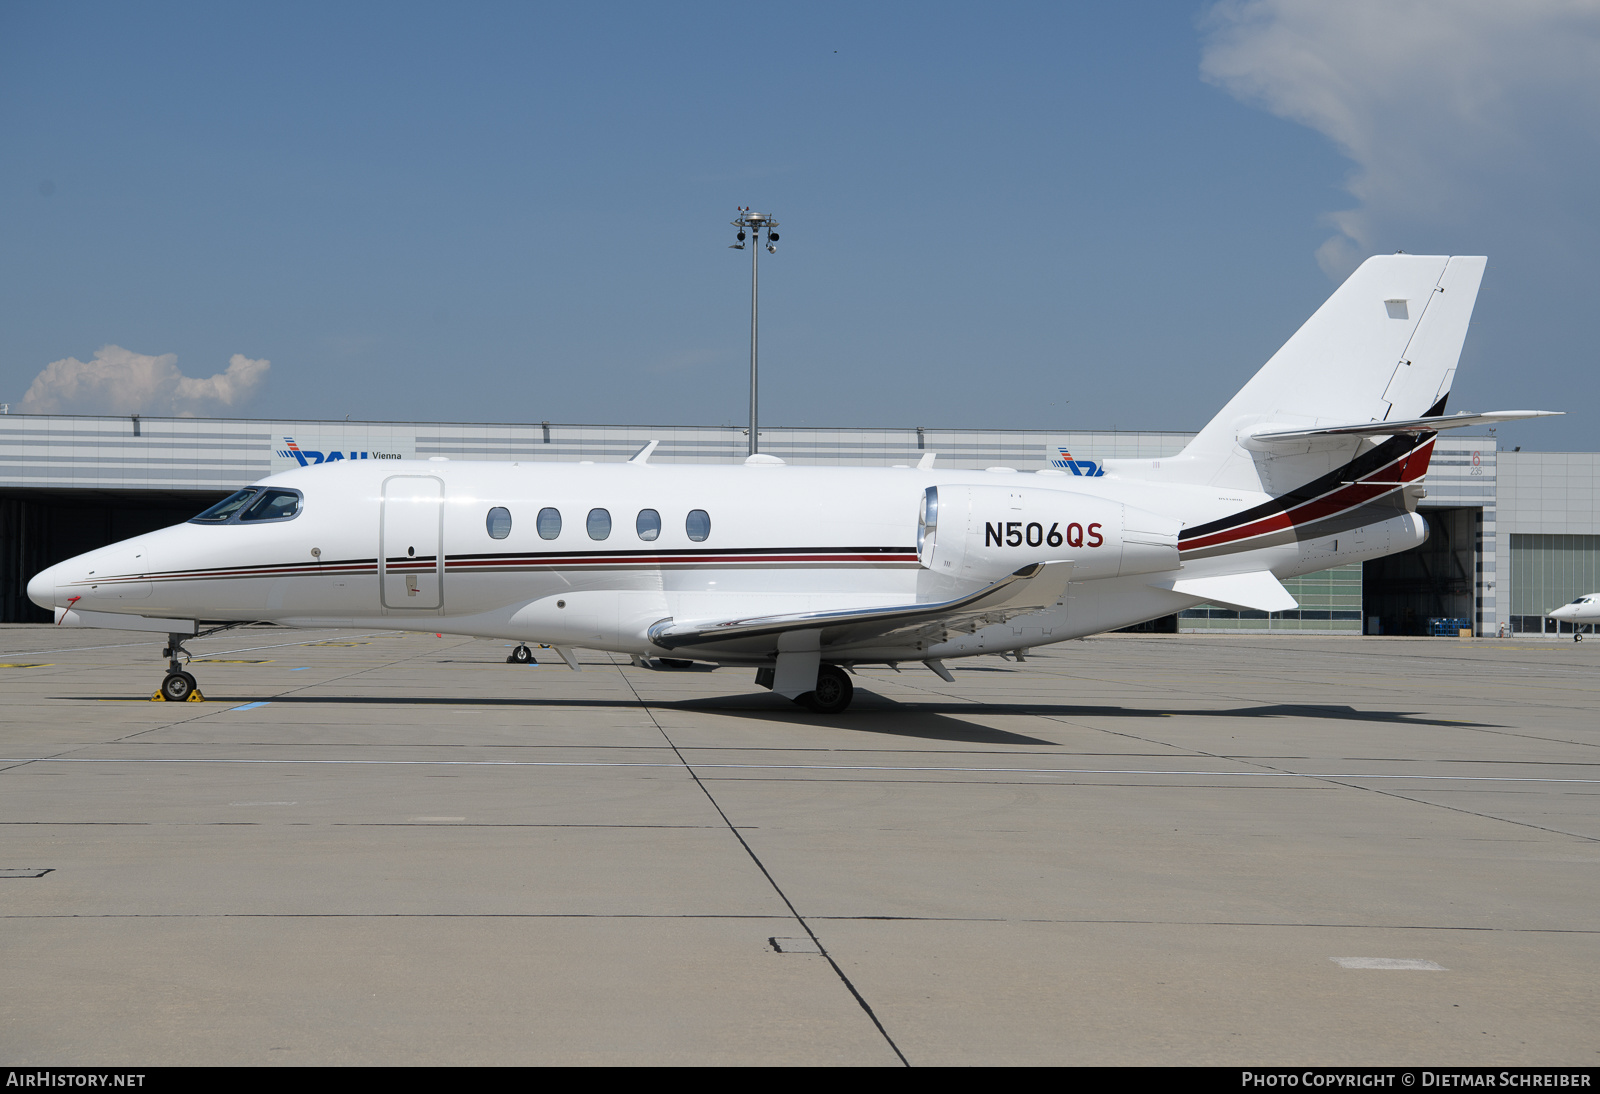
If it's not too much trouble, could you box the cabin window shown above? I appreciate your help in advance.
[537,508,562,540]
[190,489,259,524]
[636,509,661,541]
[686,509,711,542]
[486,507,512,540]
[587,508,612,540]
[239,489,303,522]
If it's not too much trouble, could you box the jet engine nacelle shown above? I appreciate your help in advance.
[919,484,1180,584]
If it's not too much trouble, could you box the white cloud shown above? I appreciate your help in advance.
[19,345,270,417]
[1201,0,1600,277]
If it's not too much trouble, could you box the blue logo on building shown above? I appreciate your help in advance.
[276,437,370,466]
[1050,448,1104,477]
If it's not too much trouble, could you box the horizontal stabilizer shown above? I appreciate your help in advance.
[648,561,1073,654]
[1149,571,1297,614]
[1244,410,1560,449]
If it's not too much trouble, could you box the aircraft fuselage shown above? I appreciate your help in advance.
[29,454,1428,664]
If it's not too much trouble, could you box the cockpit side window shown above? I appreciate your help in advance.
[239,489,304,523]
[190,489,260,524]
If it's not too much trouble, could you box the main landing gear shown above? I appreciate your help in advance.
[756,664,855,714]
[801,665,854,715]
[507,644,537,664]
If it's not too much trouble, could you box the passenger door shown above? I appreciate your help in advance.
[380,475,444,610]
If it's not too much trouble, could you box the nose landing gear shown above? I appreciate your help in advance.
[149,623,248,702]
[159,668,201,702]
[507,644,537,664]
[154,631,205,702]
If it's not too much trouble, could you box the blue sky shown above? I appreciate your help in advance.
[3,1,1596,449]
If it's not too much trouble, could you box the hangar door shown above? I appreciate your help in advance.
[1362,507,1475,635]
[380,476,444,610]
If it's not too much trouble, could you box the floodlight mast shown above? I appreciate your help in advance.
[729,208,778,458]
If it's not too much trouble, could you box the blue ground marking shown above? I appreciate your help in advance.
[290,667,309,671]
[231,702,272,711]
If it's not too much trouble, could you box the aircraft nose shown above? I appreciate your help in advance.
[27,564,59,611]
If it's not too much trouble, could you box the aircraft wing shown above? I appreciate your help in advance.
[647,561,1074,657]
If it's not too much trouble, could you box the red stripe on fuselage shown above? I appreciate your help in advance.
[1178,439,1433,555]
[76,548,921,586]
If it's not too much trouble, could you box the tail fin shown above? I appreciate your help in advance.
[1161,254,1486,494]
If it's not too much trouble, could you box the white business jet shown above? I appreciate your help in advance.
[1548,595,1600,641]
[29,254,1557,712]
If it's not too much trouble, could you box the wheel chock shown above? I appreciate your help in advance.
[150,690,164,702]
[149,689,206,702]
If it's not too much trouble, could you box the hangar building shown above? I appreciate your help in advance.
[2,413,1595,637]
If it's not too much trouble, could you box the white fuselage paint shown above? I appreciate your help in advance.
[29,457,1427,663]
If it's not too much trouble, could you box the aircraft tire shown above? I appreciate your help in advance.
[510,645,535,663]
[805,665,853,715]
[161,672,196,702]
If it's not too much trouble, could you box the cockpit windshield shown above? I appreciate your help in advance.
[191,489,260,523]
[240,489,302,522]
[189,487,303,525]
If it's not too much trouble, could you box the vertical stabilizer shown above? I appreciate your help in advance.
[1160,254,1486,494]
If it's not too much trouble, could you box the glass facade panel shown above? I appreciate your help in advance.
[1509,534,1600,618]
[1179,563,1363,633]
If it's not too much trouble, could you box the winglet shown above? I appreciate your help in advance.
[917,452,937,470]
[628,440,660,464]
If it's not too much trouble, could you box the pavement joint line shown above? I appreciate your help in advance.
[93,649,424,747]
[610,652,911,1068]
[0,821,735,828]
[4,757,1600,782]
[694,667,1600,845]
[199,631,402,657]
[0,637,489,768]
[0,630,399,659]
[1034,693,1600,843]
[0,913,1594,932]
